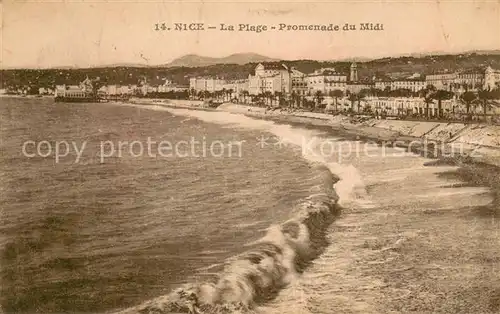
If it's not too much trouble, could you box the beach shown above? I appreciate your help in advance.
[131,98,500,167]
[116,97,500,313]
[2,97,500,314]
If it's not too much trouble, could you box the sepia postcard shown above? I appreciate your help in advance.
[1,1,500,313]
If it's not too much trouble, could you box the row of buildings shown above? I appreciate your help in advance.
[189,63,366,97]
[189,63,500,97]
[325,94,500,117]
[49,62,500,116]
[333,96,459,117]
[54,77,189,98]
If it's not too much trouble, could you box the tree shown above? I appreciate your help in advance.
[221,88,227,101]
[431,89,454,119]
[348,93,357,113]
[477,89,498,121]
[421,84,436,119]
[189,88,196,97]
[241,90,249,104]
[330,89,344,113]
[263,91,273,106]
[357,89,369,113]
[291,91,300,108]
[459,91,476,115]
[314,90,324,110]
[197,90,204,100]
[275,91,284,107]
[203,90,211,101]
[382,86,391,97]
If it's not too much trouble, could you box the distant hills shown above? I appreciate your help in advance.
[11,50,499,70]
[164,53,278,68]
[3,50,500,89]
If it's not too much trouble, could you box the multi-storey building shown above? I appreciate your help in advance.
[54,77,94,97]
[452,69,485,92]
[390,79,426,93]
[291,68,308,96]
[484,66,500,90]
[346,82,374,94]
[426,69,488,93]
[248,63,292,95]
[374,80,392,91]
[374,77,425,93]
[364,96,455,116]
[425,72,457,91]
[189,77,225,92]
[305,68,347,93]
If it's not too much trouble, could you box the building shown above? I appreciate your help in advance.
[291,68,308,96]
[189,77,225,92]
[248,63,292,95]
[158,84,188,92]
[350,62,358,82]
[221,79,248,94]
[364,96,457,117]
[55,77,94,98]
[346,82,374,94]
[140,84,158,95]
[55,85,88,98]
[390,78,426,93]
[38,87,54,95]
[374,80,392,91]
[453,69,485,92]
[158,80,187,93]
[305,68,347,94]
[365,97,422,116]
[484,66,500,90]
[425,72,457,91]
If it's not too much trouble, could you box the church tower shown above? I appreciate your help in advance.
[350,62,358,82]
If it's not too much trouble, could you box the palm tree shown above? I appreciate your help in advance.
[420,84,436,119]
[330,89,343,113]
[90,77,103,99]
[357,89,369,113]
[348,93,357,113]
[263,91,273,107]
[274,91,284,107]
[314,90,324,110]
[477,89,496,121]
[459,91,476,115]
[431,89,454,119]
[382,86,391,97]
[197,90,204,100]
[257,93,265,107]
[221,88,227,101]
[291,91,299,108]
[241,90,249,104]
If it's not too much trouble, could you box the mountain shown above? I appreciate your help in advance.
[164,53,278,67]
[94,63,150,68]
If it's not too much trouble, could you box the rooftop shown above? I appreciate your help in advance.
[257,62,289,71]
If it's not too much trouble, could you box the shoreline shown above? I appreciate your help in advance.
[127,98,500,168]
[124,98,500,313]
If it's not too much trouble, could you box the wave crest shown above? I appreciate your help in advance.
[122,164,340,314]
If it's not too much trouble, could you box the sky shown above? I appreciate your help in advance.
[2,0,500,68]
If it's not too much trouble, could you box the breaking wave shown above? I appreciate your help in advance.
[117,164,340,314]
[113,105,366,314]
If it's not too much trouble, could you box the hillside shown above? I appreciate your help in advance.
[165,53,278,67]
[2,51,500,90]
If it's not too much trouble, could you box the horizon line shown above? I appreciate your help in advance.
[3,48,500,70]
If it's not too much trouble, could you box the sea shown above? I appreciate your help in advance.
[1,97,499,314]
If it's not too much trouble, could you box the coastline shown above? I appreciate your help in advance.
[128,98,500,168]
[122,97,500,313]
